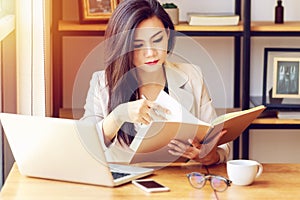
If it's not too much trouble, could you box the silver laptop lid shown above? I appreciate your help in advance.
[0,113,153,187]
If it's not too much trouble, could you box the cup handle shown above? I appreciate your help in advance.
[256,163,263,178]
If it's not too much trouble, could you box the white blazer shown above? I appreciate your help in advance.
[81,61,230,163]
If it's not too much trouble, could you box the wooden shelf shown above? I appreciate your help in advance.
[58,20,300,33]
[59,108,84,119]
[252,118,300,125]
[58,20,107,32]
[58,20,244,32]
[59,108,300,130]
[251,21,300,32]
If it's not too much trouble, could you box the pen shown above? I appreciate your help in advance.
[141,94,147,100]
[141,94,164,118]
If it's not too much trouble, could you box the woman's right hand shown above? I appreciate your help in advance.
[103,99,170,144]
[114,99,170,125]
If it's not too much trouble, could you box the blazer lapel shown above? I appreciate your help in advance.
[165,62,194,112]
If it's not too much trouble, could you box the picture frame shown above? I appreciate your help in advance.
[263,48,300,110]
[78,0,118,24]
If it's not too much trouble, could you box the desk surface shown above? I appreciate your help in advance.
[208,163,300,200]
[1,163,300,200]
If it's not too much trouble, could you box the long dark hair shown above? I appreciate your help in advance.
[104,0,175,145]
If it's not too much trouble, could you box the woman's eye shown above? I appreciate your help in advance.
[153,36,163,43]
[134,43,143,49]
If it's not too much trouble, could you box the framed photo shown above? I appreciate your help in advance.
[263,48,300,110]
[78,0,118,23]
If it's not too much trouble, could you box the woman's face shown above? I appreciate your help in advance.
[133,16,169,70]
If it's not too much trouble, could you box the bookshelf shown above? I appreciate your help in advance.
[52,0,300,159]
[241,0,300,159]
[53,1,243,159]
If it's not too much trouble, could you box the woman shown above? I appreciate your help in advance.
[81,0,230,165]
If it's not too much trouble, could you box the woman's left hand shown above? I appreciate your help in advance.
[168,130,227,166]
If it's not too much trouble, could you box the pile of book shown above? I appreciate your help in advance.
[187,12,240,26]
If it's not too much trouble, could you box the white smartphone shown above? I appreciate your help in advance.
[132,179,170,193]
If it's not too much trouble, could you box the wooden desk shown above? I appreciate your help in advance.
[1,163,300,199]
[208,163,300,200]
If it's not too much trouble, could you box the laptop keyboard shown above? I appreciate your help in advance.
[111,171,131,179]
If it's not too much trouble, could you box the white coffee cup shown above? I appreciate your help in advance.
[227,159,263,186]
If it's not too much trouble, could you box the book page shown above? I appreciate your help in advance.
[154,90,209,126]
[129,90,212,161]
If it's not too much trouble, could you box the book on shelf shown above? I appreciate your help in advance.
[277,111,300,119]
[187,12,240,26]
[127,91,266,163]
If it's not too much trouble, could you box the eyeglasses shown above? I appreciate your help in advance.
[186,172,232,192]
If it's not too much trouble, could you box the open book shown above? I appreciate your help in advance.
[128,91,265,163]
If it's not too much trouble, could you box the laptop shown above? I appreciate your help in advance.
[0,113,154,187]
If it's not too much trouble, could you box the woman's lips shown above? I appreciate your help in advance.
[145,60,159,65]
